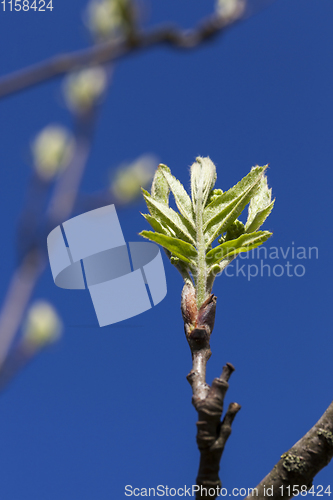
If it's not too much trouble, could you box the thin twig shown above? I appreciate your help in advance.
[182,282,240,500]
[0,251,45,368]
[0,13,242,100]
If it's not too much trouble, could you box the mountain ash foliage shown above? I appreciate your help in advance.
[140,157,274,309]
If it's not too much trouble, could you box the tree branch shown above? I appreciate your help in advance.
[0,109,98,373]
[245,401,333,500]
[182,281,241,500]
[0,13,241,100]
[0,250,45,368]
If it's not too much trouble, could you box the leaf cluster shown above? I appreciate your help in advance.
[140,157,274,305]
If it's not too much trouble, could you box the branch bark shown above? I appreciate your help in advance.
[245,401,333,500]
[181,281,241,500]
[0,12,241,100]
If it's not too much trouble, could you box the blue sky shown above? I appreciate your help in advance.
[0,0,332,498]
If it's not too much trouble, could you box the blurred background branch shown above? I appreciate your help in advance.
[0,0,245,99]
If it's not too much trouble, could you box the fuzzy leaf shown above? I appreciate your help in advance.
[204,187,260,246]
[151,164,170,206]
[206,231,272,268]
[203,166,266,245]
[141,187,160,220]
[204,166,266,226]
[245,175,274,232]
[141,213,173,237]
[143,192,196,244]
[139,231,197,265]
[191,157,217,211]
[159,164,195,227]
[246,200,275,234]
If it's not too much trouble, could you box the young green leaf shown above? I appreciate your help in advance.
[191,157,217,211]
[206,231,272,268]
[245,200,275,234]
[143,192,196,244]
[203,184,260,246]
[141,213,173,237]
[151,164,170,206]
[204,166,266,227]
[139,231,197,266]
[245,175,274,233]
[203,166,266,245]
[159,164,195,227]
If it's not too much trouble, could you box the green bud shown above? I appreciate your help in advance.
[207,188,223,205]
[225,219,245,241]
[31,125,75,181]
[212,189,223,196]
[111,155,156,203]
[63,66,107,114]
[23,301,62,349]
[85,0,128,41]
[170,255,180,265]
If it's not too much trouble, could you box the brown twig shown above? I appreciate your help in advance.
[0,12,242,100]
[245,401,333,500]
[182,281,241,500]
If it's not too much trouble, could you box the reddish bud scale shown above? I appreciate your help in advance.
[181,281,217,339]
[197,294,217,336]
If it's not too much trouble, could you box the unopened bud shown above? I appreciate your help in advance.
[23,301,62,349]
[207,188,223,205]
[63,66,107,114]
[181,280,197,338]
[225,219,245,240]
[85,0,125,41]
[197,294,217,336]
[181,281,217,340]
[213,189,223,196]
[32,125,74,181]
[111,155,155,203]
